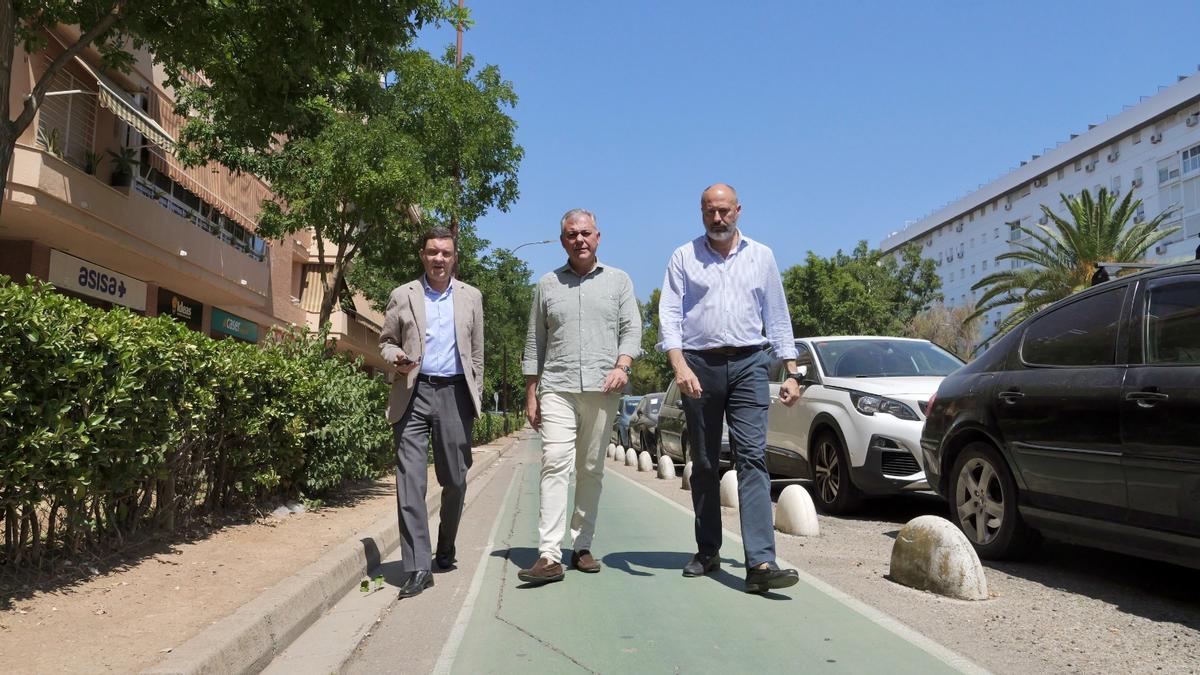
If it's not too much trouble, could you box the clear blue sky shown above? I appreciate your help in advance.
[416,1,1200,299]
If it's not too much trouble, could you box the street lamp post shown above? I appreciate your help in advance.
[500,239,553,433]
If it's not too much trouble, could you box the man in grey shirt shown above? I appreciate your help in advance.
[519,208,641,584]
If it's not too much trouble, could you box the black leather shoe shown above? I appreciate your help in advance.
[397,570,435,599]
[745,562,799,594]
[434,546,457,570]
[682,553,719,577]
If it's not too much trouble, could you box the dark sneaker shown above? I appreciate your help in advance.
[571,549,601,573]
[682,553,719,577]
[517,557,565,584]
[434,546,457,570]
[745,562,799,594]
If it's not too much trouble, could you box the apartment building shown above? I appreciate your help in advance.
[881,70,1200,333]
[0,26,386,371]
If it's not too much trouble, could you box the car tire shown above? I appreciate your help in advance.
[810,429,862,515]
[948,441,1040,560]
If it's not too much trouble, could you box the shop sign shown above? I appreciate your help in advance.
[48,249,146,311]
[156,288,203,331]
[211,307,258,342]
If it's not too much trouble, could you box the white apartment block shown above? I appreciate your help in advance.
[881,70,1200,333]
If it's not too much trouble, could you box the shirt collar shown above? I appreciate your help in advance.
[421,275,454,298]
[555,259,606,278]
[700,232,749,259]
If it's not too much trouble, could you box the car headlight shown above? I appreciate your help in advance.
[850,391,920,421]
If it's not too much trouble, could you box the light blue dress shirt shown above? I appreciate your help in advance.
[658,233,798,360]
[420,276,464,377]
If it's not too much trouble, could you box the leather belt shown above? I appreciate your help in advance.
[688,344,767,357]
[417,374,466,385]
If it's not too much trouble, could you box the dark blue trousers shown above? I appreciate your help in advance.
[681,348,775,568]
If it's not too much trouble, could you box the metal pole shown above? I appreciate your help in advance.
[502,342,509,434]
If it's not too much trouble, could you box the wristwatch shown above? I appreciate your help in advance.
[617,364,632,375]
[786,372,805,384]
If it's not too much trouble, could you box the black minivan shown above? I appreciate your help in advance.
[921,260,1200,568]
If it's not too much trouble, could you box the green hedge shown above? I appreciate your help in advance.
[0,276,393,566]
[472,411,526,446]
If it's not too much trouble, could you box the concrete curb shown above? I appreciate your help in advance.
[142,431,526,675]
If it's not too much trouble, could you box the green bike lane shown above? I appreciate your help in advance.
[434,438,982,674]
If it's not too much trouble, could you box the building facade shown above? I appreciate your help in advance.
[881,70,1200,335]
[0,27,387,372]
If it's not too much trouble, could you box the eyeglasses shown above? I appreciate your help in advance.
[702,207,735,218]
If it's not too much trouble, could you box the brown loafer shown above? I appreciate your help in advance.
[571,549,601,573]
[517,557,565,584]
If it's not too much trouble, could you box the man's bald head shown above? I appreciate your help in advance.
[700,183,739,205]
[700,183,741,243]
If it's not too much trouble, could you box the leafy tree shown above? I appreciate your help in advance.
[630,288,672,394]
[254,49,522,327]
[783,241,942,337]
[0,0,445,219]
[904,301,981,360]
[970,188,1178,337]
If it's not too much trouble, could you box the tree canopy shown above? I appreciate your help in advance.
[783,241,942,338]
[0,0,448,218]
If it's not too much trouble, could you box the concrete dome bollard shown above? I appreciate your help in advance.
[637,451,654,472]
[889,515,988,601]
[774,485,819,537]
[682,462,693,490]
[607,443,616,459]
[657,455,676,479]
[624,447,638,466]
[719,470,739,509]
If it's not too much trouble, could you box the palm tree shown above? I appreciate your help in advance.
[969,188,1179,338]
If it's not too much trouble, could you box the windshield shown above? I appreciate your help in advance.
[813,339,963,378]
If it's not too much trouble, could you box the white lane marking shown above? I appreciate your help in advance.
[432,462,522,675]
[607,468,991,675]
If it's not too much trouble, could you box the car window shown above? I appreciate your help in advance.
[1144,276,1200,365]
[623,399,640,415]
[1022,287,1126,366]
[774,343,811,382]
[664,382,679,406]
[813,339,963,378]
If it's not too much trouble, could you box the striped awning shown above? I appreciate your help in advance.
[74,57,174,151]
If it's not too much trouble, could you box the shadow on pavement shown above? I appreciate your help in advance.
[490,546,540,571]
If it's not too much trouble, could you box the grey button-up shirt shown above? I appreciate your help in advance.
[523,260,642,393]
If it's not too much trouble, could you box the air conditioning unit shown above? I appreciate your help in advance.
[1132,177,1143,188]
[1038,215,1049,225]
[955,223,963,232]
[957,251,964,259]
[1085,161,1097,172]
[1033,177,1046,187]
[1155,244,1168,255]
[1151,132,1163,143]
[1187,114,1200,127]
[1107,151,1119,162]
[1134,214,1145,224]
[1003,202,1013,211]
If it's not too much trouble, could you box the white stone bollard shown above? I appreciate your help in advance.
[624,447,638,466]
[657,455,676,480]
[774,485,819,537]
[682,462,693,490]
[637,451,653,472]
[719,470,739,509]
[607,443,616,459]
[889,515,988,601]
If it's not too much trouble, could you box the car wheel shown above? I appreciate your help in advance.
[949,441,1039,559]
[810,430,862,514]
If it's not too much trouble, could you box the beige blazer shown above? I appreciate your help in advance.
[379,278,484,425]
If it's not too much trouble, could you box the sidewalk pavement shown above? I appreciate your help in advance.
[142,431,524,675]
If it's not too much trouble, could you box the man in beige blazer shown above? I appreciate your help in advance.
[379,227,484,599]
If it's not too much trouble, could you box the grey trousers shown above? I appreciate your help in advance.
[681,348,776,568]
[393,379,474,572]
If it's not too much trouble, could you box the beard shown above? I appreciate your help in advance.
[706,225,735,242]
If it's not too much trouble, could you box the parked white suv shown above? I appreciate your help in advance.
[767,336,963,514]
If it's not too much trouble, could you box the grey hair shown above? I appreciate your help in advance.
[560,208,597,230]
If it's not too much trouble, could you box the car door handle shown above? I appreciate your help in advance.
[1125,390,1169,408]
[997,390,1024,404]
